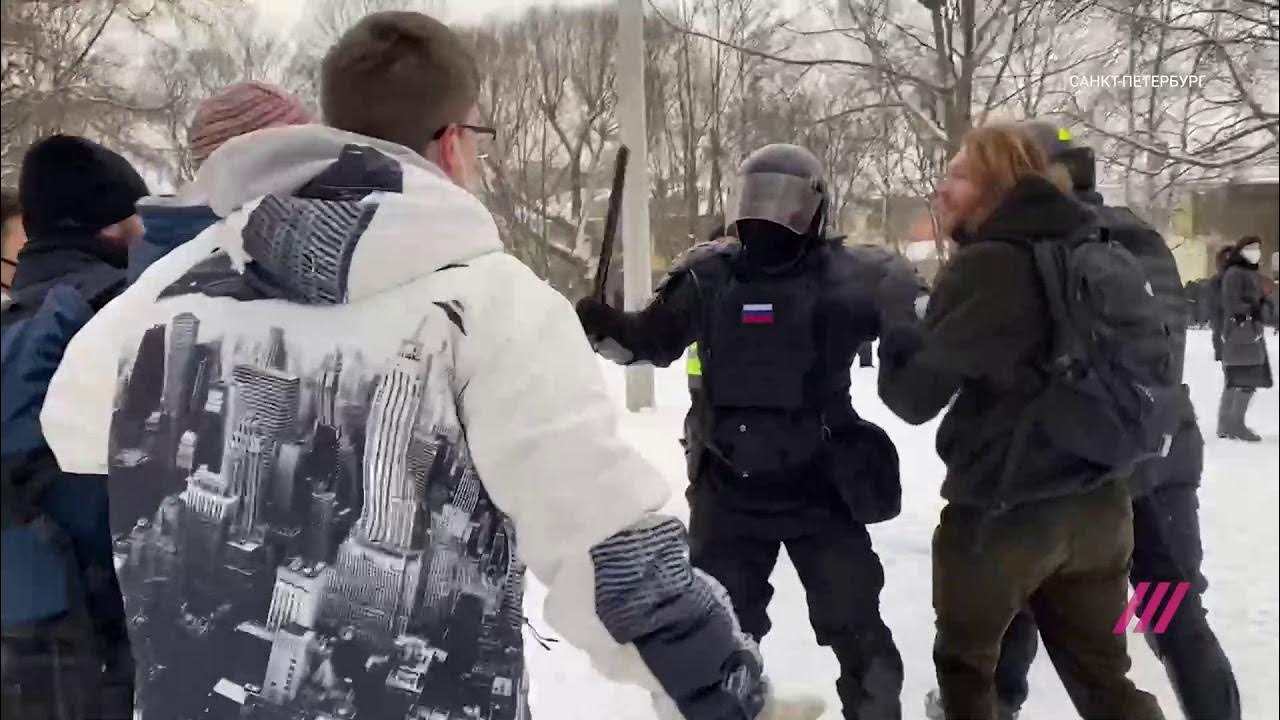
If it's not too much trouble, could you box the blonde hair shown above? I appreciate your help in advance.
[958,122,1072,228]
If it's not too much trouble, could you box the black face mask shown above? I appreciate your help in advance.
[737,220,813,273]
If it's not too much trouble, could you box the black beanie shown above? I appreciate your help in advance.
[18,135,149,239]
[1022,121,1097,192]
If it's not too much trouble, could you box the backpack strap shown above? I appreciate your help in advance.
[1029,241,1083,372]
[980,239,1079,532]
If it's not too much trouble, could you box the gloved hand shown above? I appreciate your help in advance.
[575,296,619,340]
[878,323,925,371]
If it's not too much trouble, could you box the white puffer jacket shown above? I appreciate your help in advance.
[41,125,774,720]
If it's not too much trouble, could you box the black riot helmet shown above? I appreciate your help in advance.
[1023,121,1097,193]
[727,144,831,240]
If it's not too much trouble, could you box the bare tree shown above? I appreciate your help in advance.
[0,0,235,182]
[466,12,603,291]
[299,0,444,50]
[135,5,297,183]
[655,0,1275,247]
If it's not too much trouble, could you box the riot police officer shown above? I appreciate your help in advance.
[575,144,924,720]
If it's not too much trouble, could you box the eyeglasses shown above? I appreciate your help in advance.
[431,123,497,159]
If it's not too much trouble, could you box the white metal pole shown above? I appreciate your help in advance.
[617,0,654,411]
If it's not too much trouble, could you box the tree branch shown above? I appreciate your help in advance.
[648,0,949,92]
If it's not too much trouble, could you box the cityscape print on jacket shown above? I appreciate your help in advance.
[108,300,529,720]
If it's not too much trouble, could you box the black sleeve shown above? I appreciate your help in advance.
[875,254,930,335]
[877,324,960,426]
[581,266,702,368]
[878,244,1044,424]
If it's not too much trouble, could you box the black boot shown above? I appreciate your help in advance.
[833,636,904,720]
[1216,388,1235,439]
[1222,389,1262,442]
[1236,390,1261,442]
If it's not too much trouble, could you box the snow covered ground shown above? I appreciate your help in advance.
[523,329,1279,720]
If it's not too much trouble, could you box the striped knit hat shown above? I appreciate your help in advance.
[189,81,310,167]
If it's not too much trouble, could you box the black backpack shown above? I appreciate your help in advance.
[1013,227,1183,485]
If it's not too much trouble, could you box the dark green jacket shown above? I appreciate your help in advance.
[879,176,1109,510]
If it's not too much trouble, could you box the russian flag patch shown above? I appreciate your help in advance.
[741,303,775,325]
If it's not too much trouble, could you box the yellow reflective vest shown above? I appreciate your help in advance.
[686,343,702,377]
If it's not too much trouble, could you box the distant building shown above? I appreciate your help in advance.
[325,536,424,639]
[267,559,326,631]
[1188,173,1279,278]
[304,490,338,563]
[163,313,200,419]
[242,194,363,305]
[229,364,301,441]
[263,624,314,705]
[226,414,275,540]
[359,332,427,551]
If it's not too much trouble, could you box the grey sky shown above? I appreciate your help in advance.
[253,0,610,28]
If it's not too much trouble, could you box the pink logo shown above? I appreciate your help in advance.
[1113,581,1191,634]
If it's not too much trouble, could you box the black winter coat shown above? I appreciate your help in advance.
[1220,256,1273,389]
[10,233,128,313]
[878,176,1113,511]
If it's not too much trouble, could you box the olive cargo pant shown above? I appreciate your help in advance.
[995,484,1241,720]
[932,480,1164,720]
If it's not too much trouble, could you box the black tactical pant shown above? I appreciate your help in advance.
[994,484,1241,720]
[933,480,1164,720]
[688,486,904,720]
[857,341,874,368]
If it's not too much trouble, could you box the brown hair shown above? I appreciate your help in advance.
[320,11,480,153]
[958,123,1071,228]
[1213,245,1231,271]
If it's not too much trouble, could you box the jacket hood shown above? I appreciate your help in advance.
[13,233,127,289]
[969,175,1098,246]
[182,124,503,304]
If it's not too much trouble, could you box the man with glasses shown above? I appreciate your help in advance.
[429,121,496,186]
[41,10,823,720]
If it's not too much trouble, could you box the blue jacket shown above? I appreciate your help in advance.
[130,197,218,284]
[2,237,126,628]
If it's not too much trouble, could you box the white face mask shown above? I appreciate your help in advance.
[1242,246,1262,264]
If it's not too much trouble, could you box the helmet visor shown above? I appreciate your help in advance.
[727,172,823,235]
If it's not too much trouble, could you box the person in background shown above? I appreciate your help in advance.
[577,144,919,720]
[1266,254,1279,331]
[129,81,310,284]
[878,123,1164,720]
[1209,245,1234,362]
[2,134,147,720]
[1217,235,1272,441]
[1,188,26,307]
[971,123,1241,720]
[38,11,823,720]
[1183,278,1204,329]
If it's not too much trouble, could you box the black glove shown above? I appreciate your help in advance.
[575,297,621,340]
[878,324,925,370]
